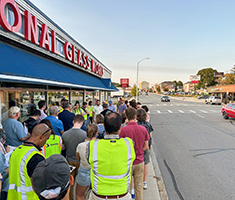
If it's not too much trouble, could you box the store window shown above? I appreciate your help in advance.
[71,91,83,106]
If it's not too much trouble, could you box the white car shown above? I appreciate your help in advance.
[205,96,222,105]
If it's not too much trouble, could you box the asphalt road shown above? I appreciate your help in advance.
[138,93,235,200]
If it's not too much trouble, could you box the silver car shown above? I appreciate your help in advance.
[205,96,222,105]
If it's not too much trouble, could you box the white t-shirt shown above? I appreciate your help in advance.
[76,141,90,169]
[93,105,103,121]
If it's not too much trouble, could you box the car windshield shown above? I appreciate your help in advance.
[215,97,221,99]
[162,96,169,98]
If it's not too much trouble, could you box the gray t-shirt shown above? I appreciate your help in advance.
[62,128,87,162]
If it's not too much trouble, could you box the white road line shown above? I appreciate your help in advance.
[168,110,173,113]
[164,104,166,106]
[210,110,217,112]
[195,114,205,118]
[157,110,161,113]
[177,104,180,106]
[150,105,152,106]
[170,104,173,106]
[200,110,208,113]
[179,110,184,113]
[189,110,196,113]
[156,104,159,106]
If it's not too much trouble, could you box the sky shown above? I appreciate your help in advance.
[30,0,235,86]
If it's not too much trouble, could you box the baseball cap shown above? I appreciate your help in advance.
[9,106,20,115]
[32,154,70,199]
[108,100,112,104]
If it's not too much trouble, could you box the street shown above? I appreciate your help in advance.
[139,93,235,200]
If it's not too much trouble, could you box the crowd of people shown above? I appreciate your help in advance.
[0,97,153,200]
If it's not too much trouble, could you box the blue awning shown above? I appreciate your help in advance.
[0,41,116,91]
[101,78,118,91]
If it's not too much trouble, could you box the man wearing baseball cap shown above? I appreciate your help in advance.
[32,154,74,200]
[2,106,30,147]
[108,100,115,112]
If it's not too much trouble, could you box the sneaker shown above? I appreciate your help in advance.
[143,182,147,189]
[131,194,135,199]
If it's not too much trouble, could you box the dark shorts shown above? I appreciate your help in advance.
[144,149,150,165]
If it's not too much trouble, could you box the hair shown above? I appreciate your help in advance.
[32,109,41,117]
[73,114,84,123]
[125,100,128,104]
[74,101,80,106]
[49,106,59,115]
[83,102,87,106]
[38,100,46,109]
[141,105,149,113]
[55,102,59,106]
[39,119,55,135]
[102,103,108,109]
[61,98,66,102]
[96,100,100,103]
[125,108,137,120]
[63,100,69,109]
[86,124,98,139]
[96,114,104,124]
[104,112,122,134]
[137,102,141,106]
[89,101,92,106]
[120,112,127,124]
[129,101,137,109]
[137,108,147,122]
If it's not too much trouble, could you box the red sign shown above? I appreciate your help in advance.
[191,80,199,84]
[120,78,129,88]
[0,0,103,77]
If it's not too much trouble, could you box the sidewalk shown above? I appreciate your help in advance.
[143,154,161,200]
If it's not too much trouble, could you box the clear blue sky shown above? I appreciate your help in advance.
[30,0,235,86]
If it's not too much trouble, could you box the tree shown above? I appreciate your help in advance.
[196,68,218,89]
[112,82,121,87]
[173,80,177,91]
[177,81,183,86]
[220,73,235,85]
[130,85,137,97]
[157,86,161,93]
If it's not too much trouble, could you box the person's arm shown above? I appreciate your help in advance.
[0,173,2,193]
[60,130,64,135]
[143,140,148,151]
[76,152,81,161]
[20,132,30,142]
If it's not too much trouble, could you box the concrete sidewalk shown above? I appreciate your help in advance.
[143,155,162,200]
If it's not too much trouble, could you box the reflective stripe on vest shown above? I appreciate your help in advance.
[58,106,64,113]
[8,146,42,200]
[89,138,135,195]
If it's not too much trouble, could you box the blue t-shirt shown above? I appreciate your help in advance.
[45,116,64,136]
[108,105,116,112]
[2,118,26,147]
[58,110,75,131]
[118,104,127,113]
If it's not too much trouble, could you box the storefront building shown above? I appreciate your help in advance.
[0,0,117,122]
[207,84,235,103]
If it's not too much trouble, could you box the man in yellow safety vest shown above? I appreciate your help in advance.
[7,124,52,200]
[87,101,93,124]
[88,112,136,200]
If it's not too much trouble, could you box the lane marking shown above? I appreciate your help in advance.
[189,110,196,113]
[170,104,173,106]
[168,110,173,113]
[200,110,208,113]
[157,110,161,113]
[179,110,184,113]
[195,114,205,118]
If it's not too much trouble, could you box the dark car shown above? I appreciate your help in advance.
[161,96,170,102]
[197,95,209,99]
[221,103,235,119]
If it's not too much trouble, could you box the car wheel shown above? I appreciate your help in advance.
[218,103,221,105]
[223,112,229,119]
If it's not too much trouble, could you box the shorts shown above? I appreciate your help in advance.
[144,149,150,165]
[76,166,91,187]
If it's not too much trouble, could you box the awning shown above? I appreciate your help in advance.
[0,41,117,91]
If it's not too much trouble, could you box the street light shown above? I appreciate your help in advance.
[136,57,150,101]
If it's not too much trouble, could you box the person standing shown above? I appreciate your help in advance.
[100,103,112,117]
[75,124,98,200]
[23,109,41,134]
[2,106,30,147]
[118,99,127,113]
[7,123,52,200]
[120,108,149,200]
[88,112,136,200]
[58,98,66,113]
[87,101,93,124]
[92,100,103,123]
[38,100,47,122]
[45,106,64,136]
[82,102,90,127]
[108,100,116,112]
[62,115,87,200]
[58,100,75,132]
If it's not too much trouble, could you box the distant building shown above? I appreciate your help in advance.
[159,81,175,92]
[139,81,149,91]
[183,81,194,92]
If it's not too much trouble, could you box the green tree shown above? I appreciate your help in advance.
[177,81,183,86]
[157,86,161,93]
[149,88,153,93]
[130,85,137,97]
[173,80,177,91]
[221,73,235,85]
[196,68,218,89]
[112,82,121,87]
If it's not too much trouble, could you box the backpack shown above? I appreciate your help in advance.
[137,121,152,147]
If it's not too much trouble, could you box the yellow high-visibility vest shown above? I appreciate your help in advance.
[8,145,44,200]
[88,137,136,196]
[87,106,93,117]
[41,135,62,158]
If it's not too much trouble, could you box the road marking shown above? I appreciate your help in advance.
[150,105,152,106]
[200,110,208,113]
[157,110,161,113]
[179,110,184,113]
[168,110,173,113]
[189,110,196,113]
[176,104,180,106]
[156,104,159,106]
[170,104,173,106]
[195,114,205,118]
[164,104,166,106]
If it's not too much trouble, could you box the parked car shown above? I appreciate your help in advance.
[161,96,170,102]
[205,96,222,105]
[197,95,209,99]
[221,103,235,119]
